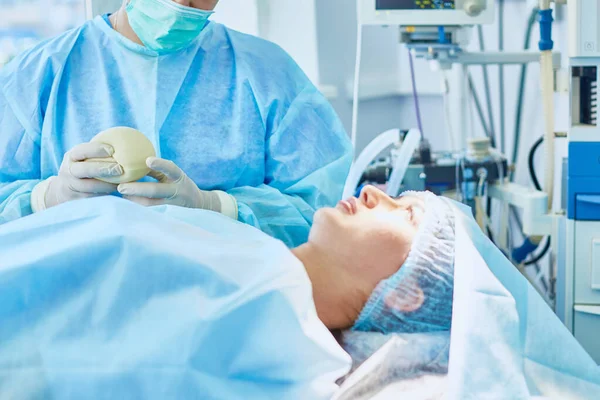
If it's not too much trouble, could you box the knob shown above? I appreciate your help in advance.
[464,0,485,17]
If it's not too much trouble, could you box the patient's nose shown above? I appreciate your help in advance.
[359,186,380,209]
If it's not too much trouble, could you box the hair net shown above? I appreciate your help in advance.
[352,191,455,333]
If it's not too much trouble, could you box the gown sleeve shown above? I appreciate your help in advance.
[229,83,353,248]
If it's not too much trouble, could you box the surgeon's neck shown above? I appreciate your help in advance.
[109,7,143,46]
[292,244,370,330]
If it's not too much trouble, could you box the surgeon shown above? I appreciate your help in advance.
[0,0,353,246]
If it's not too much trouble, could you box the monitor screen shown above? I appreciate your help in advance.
[375,0,456,10]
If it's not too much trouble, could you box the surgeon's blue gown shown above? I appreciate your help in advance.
[0,15,353,247]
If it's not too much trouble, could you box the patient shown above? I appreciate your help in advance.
[4,183,598,400]
[0,185,454,399]
[297,186,455,399]
[296,185,455,333]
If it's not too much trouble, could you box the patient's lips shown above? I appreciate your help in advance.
[337,200,352,214]
[347,197,358,214]
[337,197,357,215]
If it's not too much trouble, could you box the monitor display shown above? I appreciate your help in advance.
[375,0,456,10]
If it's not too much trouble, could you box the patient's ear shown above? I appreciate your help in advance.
[384,286,424,313]
[400,286,424,312]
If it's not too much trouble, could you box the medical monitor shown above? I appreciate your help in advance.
[358,0,494,26]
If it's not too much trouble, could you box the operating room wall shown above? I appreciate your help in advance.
[86,0,122,18]
[314,0,570,205]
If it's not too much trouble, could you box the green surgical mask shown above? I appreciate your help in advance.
[125,0,214,54]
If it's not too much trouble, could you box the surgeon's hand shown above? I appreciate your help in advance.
[117,157,238,219]
[30,142,124,212]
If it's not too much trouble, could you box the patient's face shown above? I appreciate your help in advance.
[310,186,424,290]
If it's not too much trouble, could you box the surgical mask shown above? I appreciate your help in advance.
[125,0,214,54]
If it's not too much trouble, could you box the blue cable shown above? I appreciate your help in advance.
[512,237,539,264]
[438,26,447,44]
[354,184,366,198]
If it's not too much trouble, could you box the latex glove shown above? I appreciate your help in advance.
[31,142,123,212]
[117,157,238,219]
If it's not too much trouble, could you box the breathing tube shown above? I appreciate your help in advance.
[343,129,421,199]
[343,129,401,199]
[387,129,421,197]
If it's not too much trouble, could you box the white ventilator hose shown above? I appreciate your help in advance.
[343,129,401,199]
[540,51,555,210]
[386,129,421,197]
[540,0,554,212]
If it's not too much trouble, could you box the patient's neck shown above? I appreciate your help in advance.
[292,244,370,330]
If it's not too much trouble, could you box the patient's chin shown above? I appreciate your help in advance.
[315,207,343,223]
[310,208,344,240]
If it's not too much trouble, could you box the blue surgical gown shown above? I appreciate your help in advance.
[0,15,353,247]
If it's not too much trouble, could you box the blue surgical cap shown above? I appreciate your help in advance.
[352,191,455,334]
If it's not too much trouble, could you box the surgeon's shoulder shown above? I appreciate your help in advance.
[0,19,96,79]
[213,23,309,85]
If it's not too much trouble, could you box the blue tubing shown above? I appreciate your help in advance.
[538,9,554,51]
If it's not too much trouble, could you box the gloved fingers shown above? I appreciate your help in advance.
[68,161,123,179]
[147,168,168,183]
[146,157,184,182]
[122,195,165,207]
[68,178,119,194]
[117,181,177,199]
[68,142,115,162]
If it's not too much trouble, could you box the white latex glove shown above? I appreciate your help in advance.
[117,157,238,219]
[31,142,123,212]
